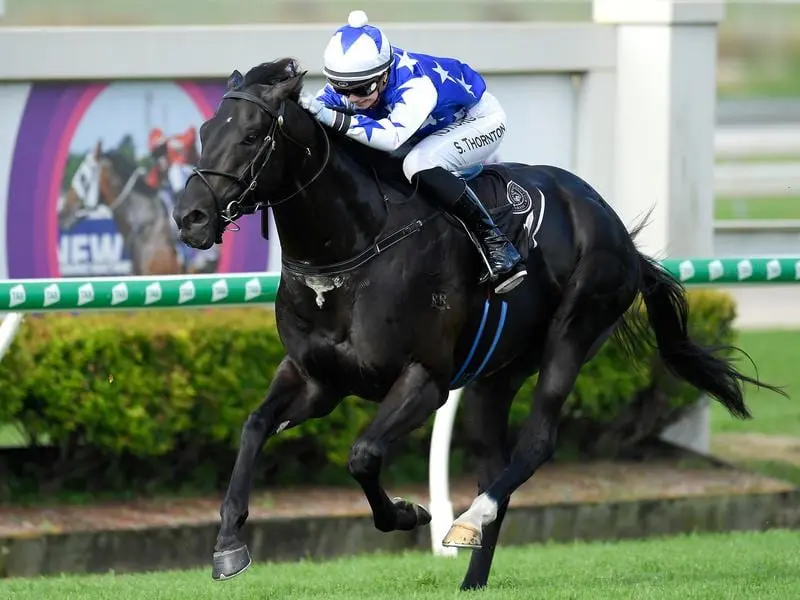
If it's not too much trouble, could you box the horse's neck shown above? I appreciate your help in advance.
[110,189,165,238]
[268,133,388,266]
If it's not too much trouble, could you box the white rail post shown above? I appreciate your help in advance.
[0,312,23,361]
[428,388,461,557]
[594,0,721,258]
[594,0,723,454]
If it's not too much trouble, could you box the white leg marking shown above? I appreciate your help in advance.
[454,493,498,529]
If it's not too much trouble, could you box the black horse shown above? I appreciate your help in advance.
[173,58,784,591]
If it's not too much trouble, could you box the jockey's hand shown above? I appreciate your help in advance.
[298,92,337,128]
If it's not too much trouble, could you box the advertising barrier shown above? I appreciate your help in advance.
[2,79,275,279]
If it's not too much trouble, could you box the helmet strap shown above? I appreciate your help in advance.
[377,70,390,94]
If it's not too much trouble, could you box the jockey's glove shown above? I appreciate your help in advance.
[298,92,338,129]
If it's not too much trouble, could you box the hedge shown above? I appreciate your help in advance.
[0,289,738,498]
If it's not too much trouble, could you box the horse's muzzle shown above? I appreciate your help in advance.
[177,225,215,251]
[174,204,217,250]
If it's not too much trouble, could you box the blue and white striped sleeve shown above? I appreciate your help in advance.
[326,76,439,153]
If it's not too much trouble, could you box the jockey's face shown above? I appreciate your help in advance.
[348,89,380,110]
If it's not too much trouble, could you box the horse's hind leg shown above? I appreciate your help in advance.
[443,256,637,551]
[458,362,531,591]
[347,362,447,532]
[212,357,342,581]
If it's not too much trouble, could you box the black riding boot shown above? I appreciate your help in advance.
[413,167,527,294]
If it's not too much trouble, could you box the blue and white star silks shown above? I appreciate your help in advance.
[314,47,487,153]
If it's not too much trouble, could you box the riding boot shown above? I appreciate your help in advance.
[413,166,527,294]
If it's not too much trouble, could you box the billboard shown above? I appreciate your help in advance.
[2,80,274,279]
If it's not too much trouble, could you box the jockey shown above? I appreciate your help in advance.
[299,10,527,294]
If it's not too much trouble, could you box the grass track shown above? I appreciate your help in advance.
[5,530,800,599]
[715,196,800,220]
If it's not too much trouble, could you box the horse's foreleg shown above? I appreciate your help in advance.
[347,362,447,533]
[444,265,633,552]
[212,356,342,581]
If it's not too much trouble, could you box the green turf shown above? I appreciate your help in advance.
[734,459,800,487]
[4,530,800,599]
[715,196,800,220]
[710,330,800,436]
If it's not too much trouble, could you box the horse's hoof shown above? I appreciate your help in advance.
[415,503,432,527]
[212,544,252,581]
[442,522,482,549]
[391,497,432,529]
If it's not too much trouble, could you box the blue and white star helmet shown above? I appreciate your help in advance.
[322,10,393,84]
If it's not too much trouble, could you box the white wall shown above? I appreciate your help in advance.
[0,23,616,81]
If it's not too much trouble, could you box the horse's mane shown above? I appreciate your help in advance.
[238,57,408,182]
[319,120,408,180]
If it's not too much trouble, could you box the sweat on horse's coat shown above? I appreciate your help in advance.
[172,58,787,592]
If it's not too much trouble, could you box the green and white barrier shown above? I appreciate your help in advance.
[1,258,799,313]
[0,272,280,313]
[661,257,800,284]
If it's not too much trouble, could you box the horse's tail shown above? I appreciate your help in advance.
[627,251,787,418]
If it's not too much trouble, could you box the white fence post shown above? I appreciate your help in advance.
[0,312,23,361]
[594,0,723,454]
[428,389,461,557]
[594,0,721,259]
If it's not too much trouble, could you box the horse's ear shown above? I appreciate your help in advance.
[93,139,102,160]
[227,69,244,91]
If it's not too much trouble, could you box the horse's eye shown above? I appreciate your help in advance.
[242,133,260,145]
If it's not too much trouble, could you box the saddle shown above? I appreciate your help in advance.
[449,163,546,265]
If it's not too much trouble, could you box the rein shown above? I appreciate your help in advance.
[188,87,434,276]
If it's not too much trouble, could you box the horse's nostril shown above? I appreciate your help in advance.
[184,209,208,228]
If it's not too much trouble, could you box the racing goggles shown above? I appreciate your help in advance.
[329,75,382,98]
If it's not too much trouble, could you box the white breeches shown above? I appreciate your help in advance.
[402,91,506,182]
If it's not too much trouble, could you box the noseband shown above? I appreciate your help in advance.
[186,89,330,243]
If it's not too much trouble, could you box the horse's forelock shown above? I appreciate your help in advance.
[242,57,305,101]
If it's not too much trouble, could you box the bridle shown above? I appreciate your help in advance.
[185,89,330,243]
